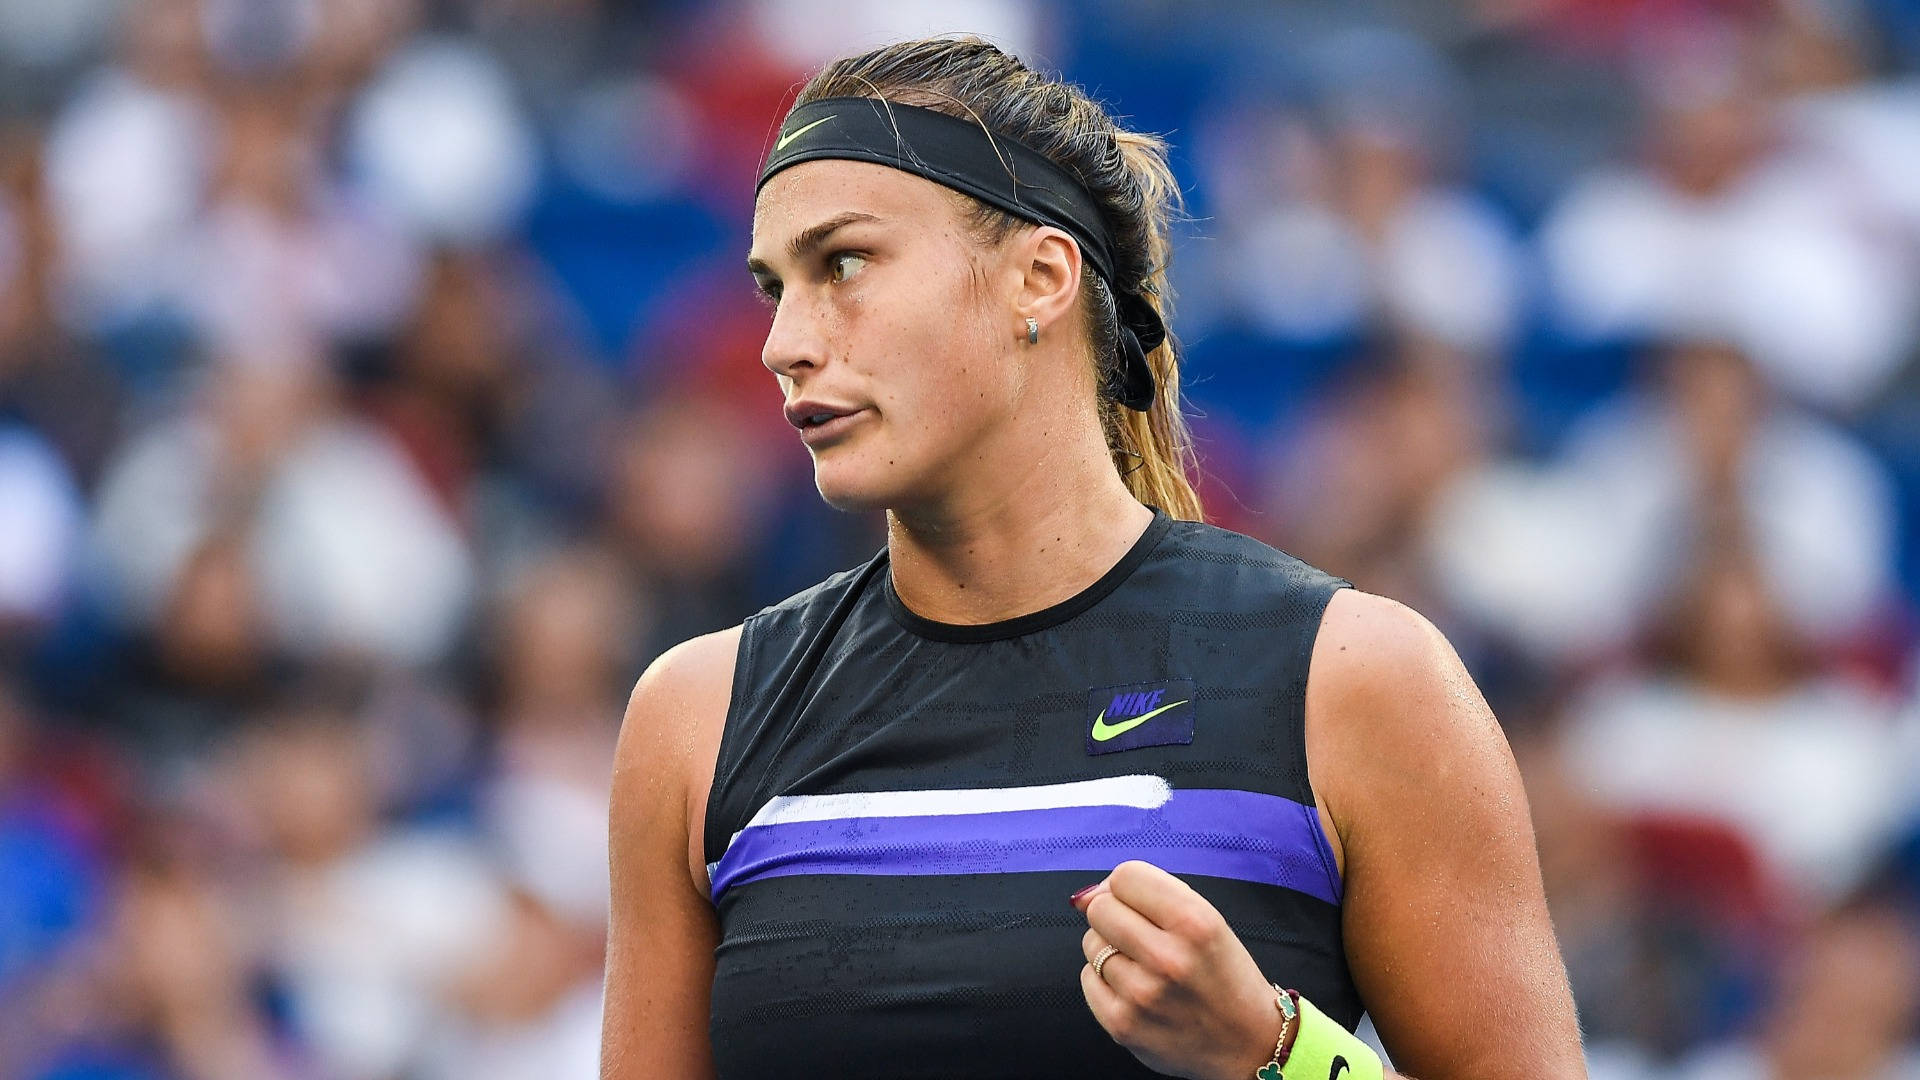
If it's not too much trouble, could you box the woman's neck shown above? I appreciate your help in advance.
[884,462,1155,627]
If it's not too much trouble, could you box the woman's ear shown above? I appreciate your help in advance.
[1013,225,1083,339]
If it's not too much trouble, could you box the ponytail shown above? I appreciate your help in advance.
[1102,131,1201,521]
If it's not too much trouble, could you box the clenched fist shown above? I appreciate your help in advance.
[1072,860,1288,1080]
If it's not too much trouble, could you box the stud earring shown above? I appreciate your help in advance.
[1026,317,1039,345]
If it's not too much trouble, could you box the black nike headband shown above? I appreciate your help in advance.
[758,96,1165,412]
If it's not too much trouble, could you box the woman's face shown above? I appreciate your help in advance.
[749,159,1027,513]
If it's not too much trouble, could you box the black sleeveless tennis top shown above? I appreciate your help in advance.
[701,510,1363,1078]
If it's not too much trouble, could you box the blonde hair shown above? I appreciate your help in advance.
[793,37,1204,521]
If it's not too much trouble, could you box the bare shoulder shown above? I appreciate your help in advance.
[618,625,743,761]
[603,625,742,1080]
[613,625,743,894]
[1302,589,1585,1079]
[1308,588,1479,723]
[1304,589,1507,829]
[623,624,744,723]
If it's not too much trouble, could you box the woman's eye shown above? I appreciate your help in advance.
[828,253,867,284]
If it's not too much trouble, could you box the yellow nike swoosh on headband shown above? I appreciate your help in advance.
[1089,700,1191,742]
[776,115,836,152]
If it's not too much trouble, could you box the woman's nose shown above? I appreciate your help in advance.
[762,294,826,382]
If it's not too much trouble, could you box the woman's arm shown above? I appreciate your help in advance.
[1308,590,1582,1079]
[1073,590,1585,1079]
[601,629,739,1080]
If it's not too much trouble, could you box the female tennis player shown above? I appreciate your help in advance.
[602,37,1585,1080]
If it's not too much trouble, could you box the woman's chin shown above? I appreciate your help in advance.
[811,457,906,513]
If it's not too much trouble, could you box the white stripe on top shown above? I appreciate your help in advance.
[717,773,1173,857]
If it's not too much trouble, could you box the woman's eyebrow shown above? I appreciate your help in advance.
[746,210,882,275]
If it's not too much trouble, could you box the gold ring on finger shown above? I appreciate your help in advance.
[1091,943,1119,979]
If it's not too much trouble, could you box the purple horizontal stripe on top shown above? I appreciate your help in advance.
[710,788,1341,906]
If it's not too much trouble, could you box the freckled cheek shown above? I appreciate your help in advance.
[841,273,975,430]
[858,357,926,436]
[838,308,926,411]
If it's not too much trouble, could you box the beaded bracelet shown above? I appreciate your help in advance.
[1276,991,1387,1080]
[1253,984,1298,1079]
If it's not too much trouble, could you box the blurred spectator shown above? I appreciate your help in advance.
[1428,341,1899,663]
[1669,897,1920,1080]
[177,85,422,365]
[103,529,284,765]
[1771,0,1920,267]
[346,36,539,248]
[1540,11,1917,412]
[89,361,474,668]
[0,0,116,93]
[230,696,509,1080]
[0,424,81,628]
[1256,341,1495,618]
[41,0,215,338]
[603,393,771,659]
[0,677,105,1010]
[90,838,305,1080]
[1558,533,1916,905]
[743,0,1041,72]
[416,549,633,1079]
[0,128,124,486]
[483,545,631,929]
[418,886,605,1080]
[365,250,517,509]
[1186,27,1524,384]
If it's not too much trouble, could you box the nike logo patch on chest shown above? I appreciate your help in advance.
[1091,699,1190,741]
[1086,678,1196,755]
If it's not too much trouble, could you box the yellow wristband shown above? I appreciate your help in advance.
[1279,993,1385,1080]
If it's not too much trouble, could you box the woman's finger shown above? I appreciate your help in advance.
[1083,926,1156,999]
[1092,943,1163,1006]
[1084,888,1180,975]
[1080,926,1109,964]
[1105,859,1206,934]
[1079,958,1132,1038]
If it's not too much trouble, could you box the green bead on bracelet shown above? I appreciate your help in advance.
[1254,984,1299,1079]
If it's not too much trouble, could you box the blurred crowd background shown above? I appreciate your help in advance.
[2,0,1919,1077]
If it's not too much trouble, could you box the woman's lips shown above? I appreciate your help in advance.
[797,407,868,447]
